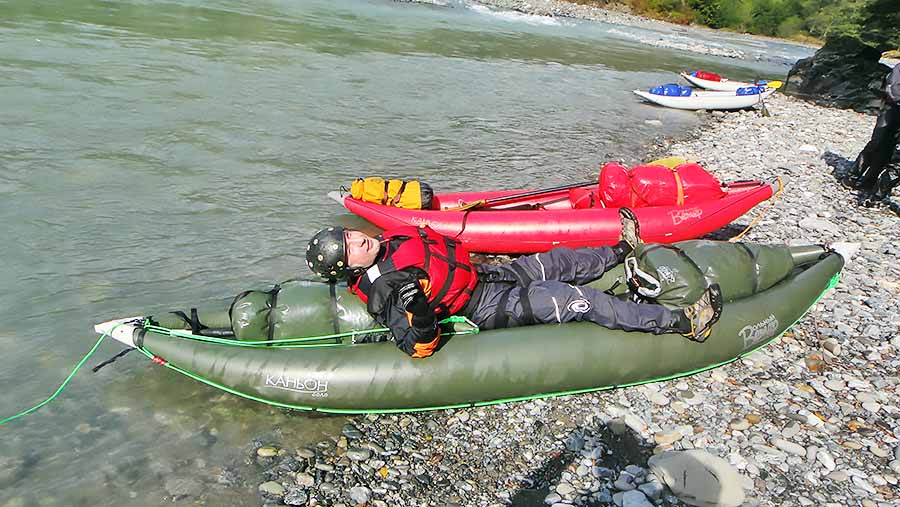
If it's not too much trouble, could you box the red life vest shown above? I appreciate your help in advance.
[350,226,478,316]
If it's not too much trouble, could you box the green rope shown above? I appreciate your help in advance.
[142,315,479,348]
[0,324,120,426]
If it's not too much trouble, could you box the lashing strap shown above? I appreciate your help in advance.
[518,286,535,325]
[668,166,685,206]
[736,243,760,294]
[428,238,457,314]
[508,264,534,286]
[390,181,408,207]
[328,281,340,334]
[266,284,281,345]
[493,287,514,330]
[170,309,203,335]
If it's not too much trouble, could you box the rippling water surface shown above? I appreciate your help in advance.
[0,1,812,504]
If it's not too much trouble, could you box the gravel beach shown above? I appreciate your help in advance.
[247,91,900,507]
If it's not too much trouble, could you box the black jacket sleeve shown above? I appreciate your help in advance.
[887,65,900,105]
[367,268,439,357]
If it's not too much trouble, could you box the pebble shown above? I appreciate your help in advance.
[283,489,307,506]
[346,448,372,461]
[342,423,363,440]
[889,460,900,475]
[348,486,372,504]
[258,481,285,496]
[637,481,664,500]
[613,475,636,491]
[868,444,890,458]
[730,418,751,431]
[851,475,877,495]
[621,489,653,507]
[827,470,849,482]
[772,438,807,456]
[653,430,683,445]
[296,472,314,487]
[556,482,576,496]
[782,422,801,439]
[648,392,669,405]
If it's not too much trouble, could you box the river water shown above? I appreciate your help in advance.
[0,1,812,505]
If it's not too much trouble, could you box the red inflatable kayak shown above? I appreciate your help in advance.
[329,178,780,254]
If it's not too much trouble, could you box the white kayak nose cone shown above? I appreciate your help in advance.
[828,242,861,263]
[94,317,144,348]
[327,190,348,209]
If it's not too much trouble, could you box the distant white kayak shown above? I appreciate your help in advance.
[681,72,753,91]
[633,87,777,111]
[680,72,782,92]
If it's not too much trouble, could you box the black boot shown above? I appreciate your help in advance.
[675,284,723,342]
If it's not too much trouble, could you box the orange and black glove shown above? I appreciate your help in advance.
[398,282,432,328]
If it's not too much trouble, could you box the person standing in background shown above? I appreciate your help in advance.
[842,64,900,210]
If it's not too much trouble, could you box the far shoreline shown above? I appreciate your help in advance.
[468,0,823,57]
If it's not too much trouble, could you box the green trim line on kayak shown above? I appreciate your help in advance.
[133,273,840,415]
[141,315,479,349]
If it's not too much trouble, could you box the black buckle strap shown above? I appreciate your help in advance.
[390,181,408,206]
[266,284,281,345]
[428,237,458,314]
[328,281,340,334]
[492,287,513,330]
[518,287,535,325]
[736,243,760,294]
[508,264,533,286]
[170,309,203,335]
[491,286,533,328]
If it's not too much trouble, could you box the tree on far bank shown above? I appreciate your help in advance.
[856,0,900,51]
[592,0,898,49]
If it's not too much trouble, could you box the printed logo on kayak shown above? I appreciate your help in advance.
[264,375,329,397]
[738,314,779,348]
[656,265,678,284]
[409,217,431,228]
[669,207,702,226]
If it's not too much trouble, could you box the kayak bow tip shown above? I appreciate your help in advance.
[828,242,861,264]
[327,191,348,209]
[94,317,144,348]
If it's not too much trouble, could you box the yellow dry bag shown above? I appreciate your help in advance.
[350,177,434,210]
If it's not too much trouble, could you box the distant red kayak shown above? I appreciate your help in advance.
[329,178,780,254]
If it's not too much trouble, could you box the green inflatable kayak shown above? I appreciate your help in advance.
[94,242,851,414]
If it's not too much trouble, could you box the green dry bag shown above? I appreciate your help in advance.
[627,241,796,307]
[230,280,375,341]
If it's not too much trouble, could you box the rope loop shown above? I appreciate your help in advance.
[729,176,785,243]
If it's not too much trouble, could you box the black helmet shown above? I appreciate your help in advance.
[306,227,349,280]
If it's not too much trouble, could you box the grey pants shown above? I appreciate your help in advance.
[466,246,679,334]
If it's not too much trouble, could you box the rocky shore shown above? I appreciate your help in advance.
[244,91,899,507]
[404,0,819,60]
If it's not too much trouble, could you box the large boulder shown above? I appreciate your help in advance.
[648,449,745,507]
[783,36,891,114]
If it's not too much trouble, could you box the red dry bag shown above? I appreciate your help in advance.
[694,70,723,81]
[629,162,725,207]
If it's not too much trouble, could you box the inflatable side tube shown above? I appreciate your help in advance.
[135,253,842,412]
